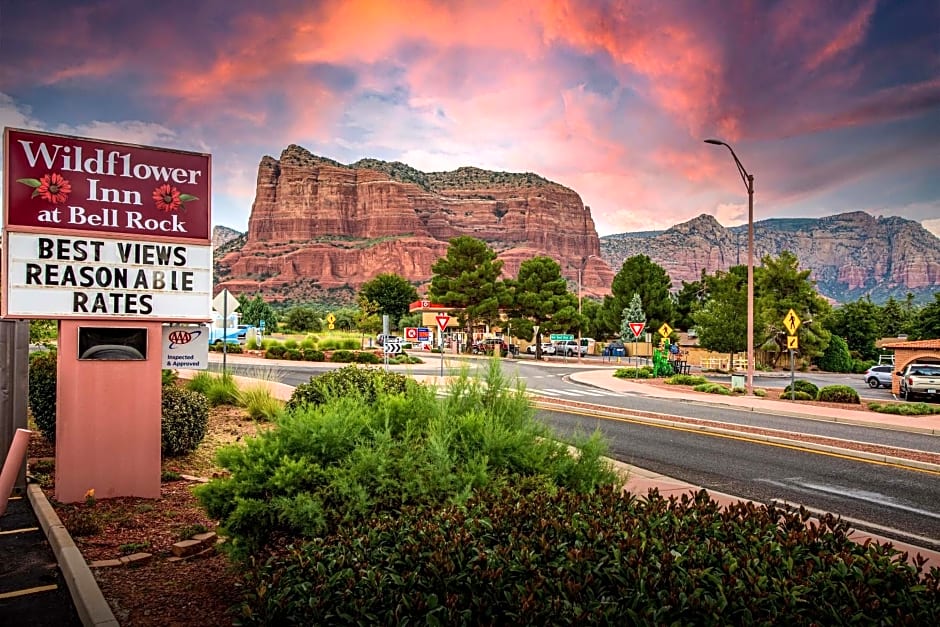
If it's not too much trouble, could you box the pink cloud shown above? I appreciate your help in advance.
[804,0,878,72]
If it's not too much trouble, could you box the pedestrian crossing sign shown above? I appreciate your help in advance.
[783,309,801,334]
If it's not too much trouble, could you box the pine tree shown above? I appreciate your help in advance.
[621,293,646,342]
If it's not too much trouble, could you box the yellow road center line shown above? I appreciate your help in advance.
[0,584,58,600]
[551,406,940,477]
[0,527,40,535]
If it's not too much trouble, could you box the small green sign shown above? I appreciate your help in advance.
[550,334,574,341]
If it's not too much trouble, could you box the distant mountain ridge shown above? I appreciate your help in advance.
[600,211,940,304]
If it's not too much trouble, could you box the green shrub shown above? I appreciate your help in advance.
[185,370,214,395]
[238,486,940,625]
[317,337,340,350]
[868,401,940,415]
[816,335,853,373]
[209,343,243,353]
[286,349,304,360]
[783,379,819,398]
[204,372,240,406]
[341,338,359,350]
[665,374,708,386]
[780,390,814,401]
[301,348,325,361]
[161,369,178,387]
[197,362,617,561]
[353,351,381,364]
[329,349,355,362]
[300,337,317,350]
[817,385,861,404]
[613,366,653,379]
[161,469,182,482]
[161,386,209,456]
[264,344,286,359]
[286,365,412,412]
[389,354,423,365]
[236,386,284,422]
[28,350,58,443]
[753,388,767,397]
[692,382,731,395]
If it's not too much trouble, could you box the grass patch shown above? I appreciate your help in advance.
[236,385,284,421]
[177,523,209,540]
[119,541,150,555]
[665,374,707,386]
[692,382,732,395]
[868,401,940,415]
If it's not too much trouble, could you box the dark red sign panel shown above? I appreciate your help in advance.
[4,128,210,241]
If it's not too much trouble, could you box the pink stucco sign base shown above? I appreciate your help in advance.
[55,320,163,503]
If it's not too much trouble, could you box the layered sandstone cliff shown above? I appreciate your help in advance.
[216,145,614,300]
[600,212,940,303]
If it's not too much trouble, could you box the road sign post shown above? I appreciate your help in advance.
[435,315,450,378]
[628,322,645,374]
[783,310,802,400]
[212,289,239,374]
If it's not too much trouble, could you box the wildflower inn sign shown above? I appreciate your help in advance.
[1,127,213,503]
[3,128,210,240]
[2,128,212,321]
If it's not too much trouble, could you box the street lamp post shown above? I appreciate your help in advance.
[705,139,755,395]
[577,255,597,364]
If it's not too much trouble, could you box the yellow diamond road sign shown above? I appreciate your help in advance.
[658,322,673,338]
[783,309,801,335]
[787,335,799,350]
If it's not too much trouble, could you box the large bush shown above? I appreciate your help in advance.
[783,379,819,398]
[817,384,861,404]
[161,386,209,456]
[196,362,617,561]
[237,486,940,625]
[816,335,853,373]
[28,350,58,443]
[285,365,411,412]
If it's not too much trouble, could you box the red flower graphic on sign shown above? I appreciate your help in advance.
[17,172,72,203]
[152,184,199,212]
[153,184,182,212]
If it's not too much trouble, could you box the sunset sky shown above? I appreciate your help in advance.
[2,0,938,237]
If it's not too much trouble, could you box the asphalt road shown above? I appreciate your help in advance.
[538,407,940,548]
[217,360,940,453]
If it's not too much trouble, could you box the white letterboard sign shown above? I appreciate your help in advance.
[4,232,211,320]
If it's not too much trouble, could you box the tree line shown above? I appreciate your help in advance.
[202,236,940,372]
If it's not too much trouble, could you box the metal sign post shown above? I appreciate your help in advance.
[212,289,239,374]
[783,310,801,401]
[435,315,450,379]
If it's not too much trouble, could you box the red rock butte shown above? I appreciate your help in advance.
[216,145,613,301]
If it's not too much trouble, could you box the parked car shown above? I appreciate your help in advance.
[525,342,556,355]
[472,338,509,356]
[553,339,586,357]
[863,365,893,388]
[897,362,940,401]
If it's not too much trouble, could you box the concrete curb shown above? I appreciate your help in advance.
[27,483,119,627]
[533,397,940,474]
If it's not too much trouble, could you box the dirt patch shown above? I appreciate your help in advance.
[27,404,268,626]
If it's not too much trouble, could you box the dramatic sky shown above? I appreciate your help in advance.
[2,0,939,237]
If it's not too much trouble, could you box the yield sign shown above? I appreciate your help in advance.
[435,314,451,332]
[628,322,645,338]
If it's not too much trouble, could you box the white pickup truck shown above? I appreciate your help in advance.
[897,362,940,401]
